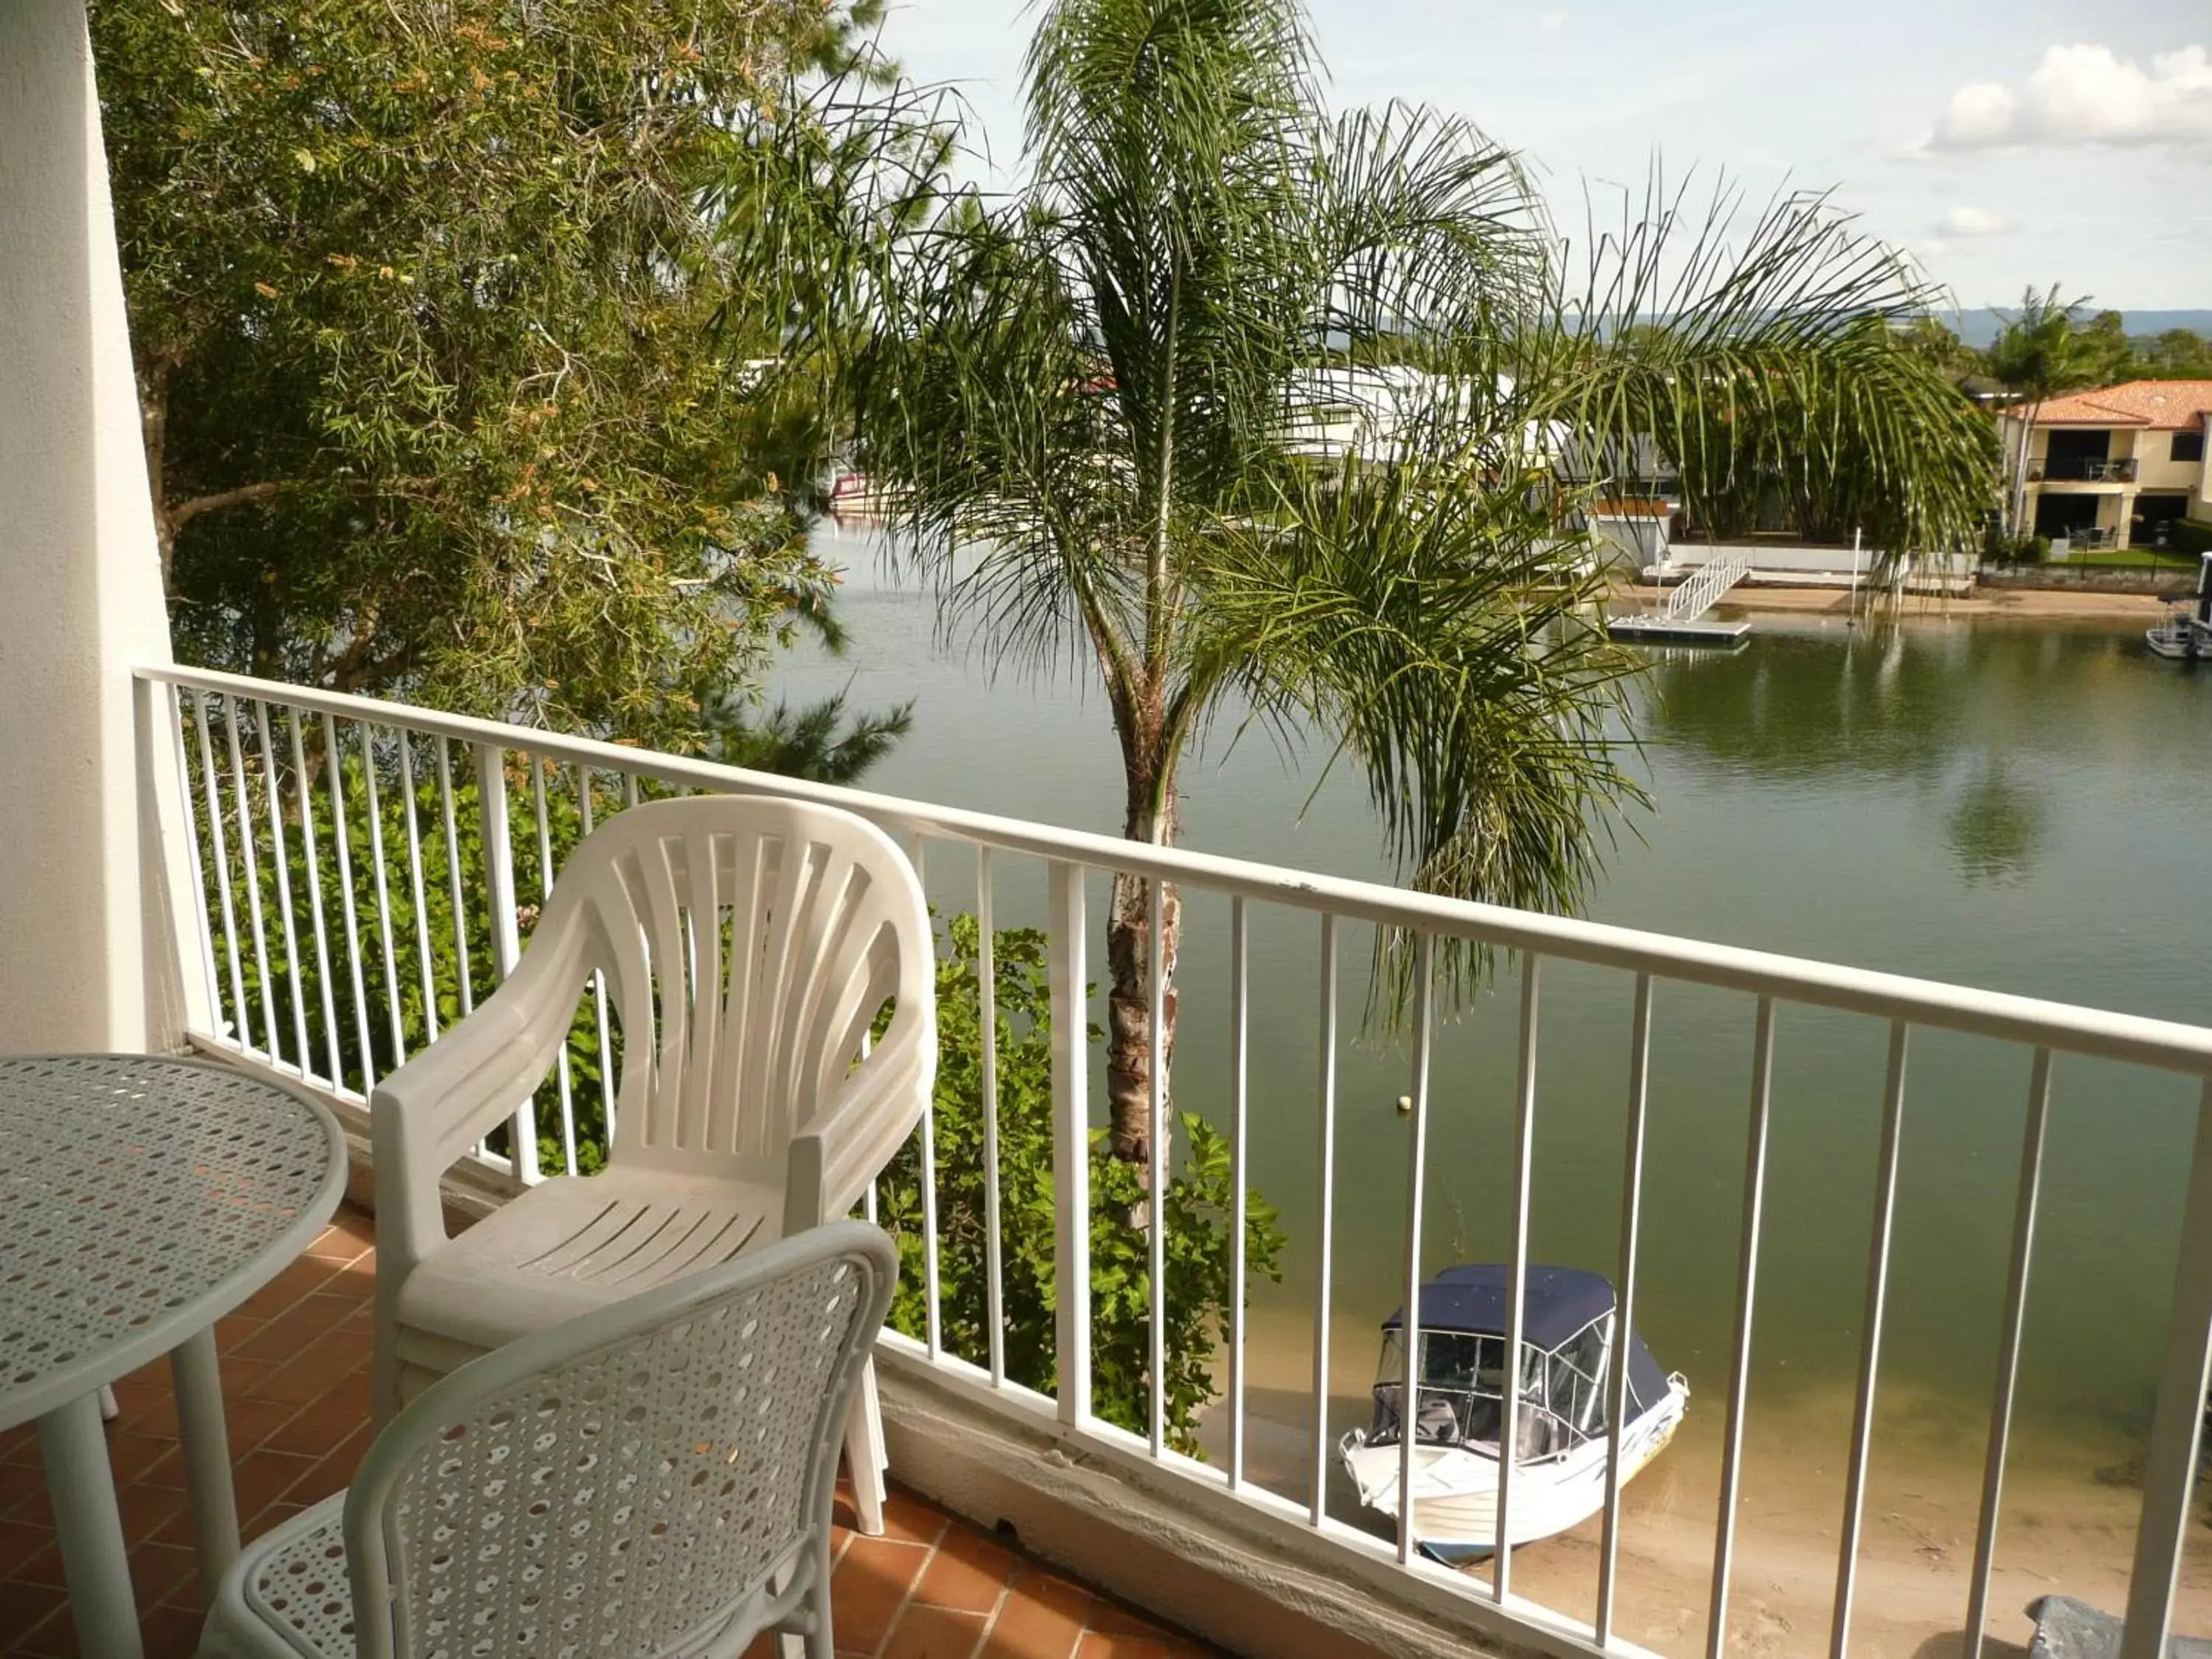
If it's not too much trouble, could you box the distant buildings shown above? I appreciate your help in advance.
[2001,379,2212,551]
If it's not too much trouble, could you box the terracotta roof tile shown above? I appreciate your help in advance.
[2026,380,2212,428]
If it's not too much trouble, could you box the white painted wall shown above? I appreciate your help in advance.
[0,1,197,1054]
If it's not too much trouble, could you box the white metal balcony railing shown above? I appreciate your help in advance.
[136,662,2212,1659]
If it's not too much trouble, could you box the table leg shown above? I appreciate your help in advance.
[172,1326,240,1599]
[35,1391,144,1659]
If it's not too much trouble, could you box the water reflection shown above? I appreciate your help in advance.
[1946,760,2051,885]
[1644,619,2167,786]
[1638,620,2202,888]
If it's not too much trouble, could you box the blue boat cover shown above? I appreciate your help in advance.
[1382,1263,1615,1348]
[1378,1263,1675,1429]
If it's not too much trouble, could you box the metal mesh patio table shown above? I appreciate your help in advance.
[0,1054,346,1659]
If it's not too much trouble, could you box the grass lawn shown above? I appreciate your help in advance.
[2047,548,2200,571]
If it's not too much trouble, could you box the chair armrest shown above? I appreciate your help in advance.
[784,1004,937,1238]
[369,933,586,1277]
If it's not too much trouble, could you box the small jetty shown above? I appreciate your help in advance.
[1607,547,1750,648]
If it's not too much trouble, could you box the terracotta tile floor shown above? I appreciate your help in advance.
[0,1205,1222,1659]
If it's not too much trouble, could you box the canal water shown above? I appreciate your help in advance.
[780,529,2212,1649]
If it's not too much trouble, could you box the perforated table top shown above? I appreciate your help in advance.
[0,1053,347,1430]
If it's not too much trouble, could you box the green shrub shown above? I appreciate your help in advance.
[2172,518,2212,559]
[872,914,1286,1455]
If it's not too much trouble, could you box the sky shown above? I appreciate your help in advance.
[869,0,2212,313]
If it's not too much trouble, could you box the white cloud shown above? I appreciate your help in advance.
[1936,206,2012,237]
[1928,44,2212,151]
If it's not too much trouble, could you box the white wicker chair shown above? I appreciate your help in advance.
[201,1221,896,1659]
[370,794,935,1534]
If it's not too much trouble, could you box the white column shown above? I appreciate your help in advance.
[0,1,195,1056]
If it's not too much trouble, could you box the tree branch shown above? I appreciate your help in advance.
[168,480,295,531]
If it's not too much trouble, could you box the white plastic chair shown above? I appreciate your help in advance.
[370,794,935,1534]
[200,1220,897,1659]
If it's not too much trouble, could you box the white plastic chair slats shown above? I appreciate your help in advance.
[370,795,935,1539]
[211,1222,895,1659]
[582,816,916,1168]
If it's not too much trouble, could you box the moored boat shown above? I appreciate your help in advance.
[1338,1264,1688,1559]
[2147,552,2212,661]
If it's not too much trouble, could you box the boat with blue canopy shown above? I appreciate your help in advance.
[1338,1264,1688,1559]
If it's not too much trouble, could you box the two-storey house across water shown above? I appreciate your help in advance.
[2004,378,2212,551]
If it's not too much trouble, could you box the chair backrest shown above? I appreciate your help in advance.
[533,794,933,1172]
[342,1220,897,1659]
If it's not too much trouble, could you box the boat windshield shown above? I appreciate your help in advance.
[1366,1321,1610,1464]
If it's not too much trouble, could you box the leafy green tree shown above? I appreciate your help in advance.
[2142,329,2212,378]
[1899,316,1980,381]
[93,0,901,743]
[872,916,1284,1450]
[2075,309,2135,388]
[853,0,2000,1166]
[1985,285,2096,535]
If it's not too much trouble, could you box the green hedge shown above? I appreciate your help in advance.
[2171,518,2212,559]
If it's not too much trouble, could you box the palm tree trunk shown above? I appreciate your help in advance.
[1106,740,1179,1170]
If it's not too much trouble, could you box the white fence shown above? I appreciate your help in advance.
[138,663,2212,1659]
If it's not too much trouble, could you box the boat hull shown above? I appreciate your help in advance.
[1340,1379,1688,1556]
[2147,627,2205,661]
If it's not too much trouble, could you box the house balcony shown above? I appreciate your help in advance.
[11,663,2212,1659]
[2030,456,2138,484]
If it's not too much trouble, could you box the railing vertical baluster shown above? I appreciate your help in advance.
[359,726,408,1062]
[1147,874,1168,1460]
[532,757,579,1180]
[2119,1074,2212,1659]
[396,731,440,1048]
[476,743,537,1183]
[223,696,281,1062]
[1494,954,1543,1592]
[194,692,248,1045]
[580,768,616,1143]
[622,772,639,811]
[1310,912,1340,1525]
[898,830,945,1338]
[1049,860,1092,1427]
[254,700,314,1079]
[1823,1026,1911,1659]
[1598,972,1655,1643]
[1963,1047,2052,1659]
[1397,931,1436,1568]
[1831,1021,1911,1659]
[435,737,475,1019]
[911,833,942,1362]
[1228,895,1250,1492]
[978,848,1006,1387]
[1708,995,1778,1659]
[323,715,376,1094]
[170,688,224,1042]
[285,707,344,1091]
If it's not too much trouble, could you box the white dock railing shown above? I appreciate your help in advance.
[138,663,2212,1659]
[1661,549,1751,624]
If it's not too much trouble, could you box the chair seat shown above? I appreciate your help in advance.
[397,1169,779,1355]
[220,1495,354,1658]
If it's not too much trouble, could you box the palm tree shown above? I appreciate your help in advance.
[1986,285,2093,535]
[853,0,1996,1169]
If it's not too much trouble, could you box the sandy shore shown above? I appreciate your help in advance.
[1609,580,2170,625]
[1209,1376,2212,1658]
